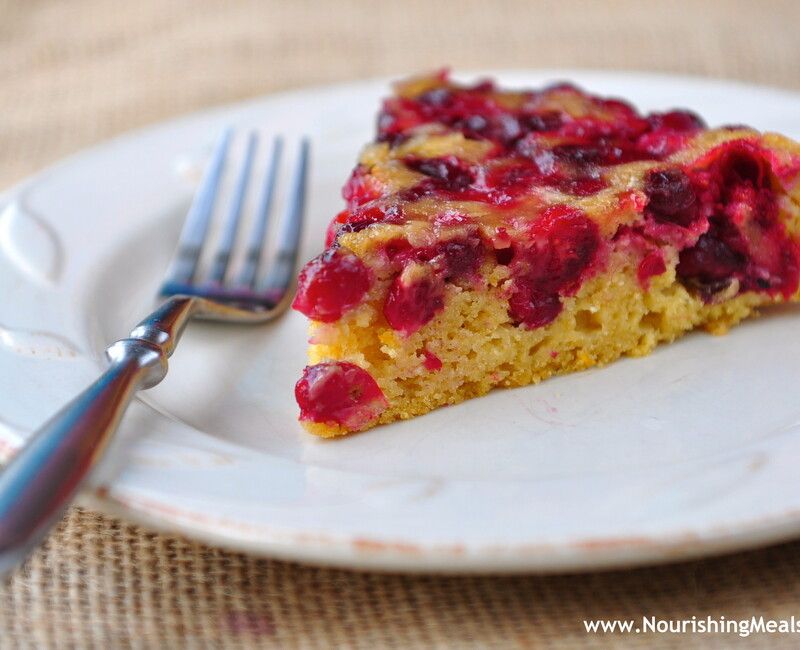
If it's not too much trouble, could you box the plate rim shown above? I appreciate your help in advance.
[76,483,800,574]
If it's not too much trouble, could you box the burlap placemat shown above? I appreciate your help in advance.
[3,1,800,647]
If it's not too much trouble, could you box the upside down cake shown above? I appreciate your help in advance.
[292,72,800,436]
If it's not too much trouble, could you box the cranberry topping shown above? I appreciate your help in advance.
[292,248,371,322]
[676,143,800,300]
[295,362,388,430]
[422,348,443,371]
[377,73,712,180]
[384,264,445,336]
[508,206,602,328]
[644,168,698,227]
[401,141,615,207]
[334,78,800,331]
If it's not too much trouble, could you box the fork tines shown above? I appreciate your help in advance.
[160,129,309,308]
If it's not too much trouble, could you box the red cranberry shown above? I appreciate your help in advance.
[325,210,350,247]
[596,97,649,132]
[418,87,453,107]
[381,238,416,266]
[443,91,497,118]
[491,114,523,144]
[515,136,557,170]
[644,168,697,226]
[457,113,522,145]
[326,213,385,247]
[544,81,581,93]
[507,279,563,329]
[397,180,437,203]
[725,151,766,187]
[537,205,602,294]
[545,142,632,195]
[326,202,406,246]
[455,113,487,134]
[637,250,667,288]
[377,98,426,142]
[483,161,540,202]
[295,362,387,430]
[553,143,603,166]
[554,175,607,196]
[677,233,744,291]
[406,156,475,191]
[676,143,800,300]
[342,166,382,207]
[495,247,514,265]
[422,348,443,371]
[647,110,705,132]
[292,248,371,322]
[593,141,636,165]
[379,235,483,281]
[508,206,602,328]
[556,139,649,167]
[437,236,484,280]
[519,111,563,132]
[469,79,496,93]
[558,115,645,142]
[693,140,766,186]
[384,265,445,336]
[352,202,405,225]
[636,131,691,159]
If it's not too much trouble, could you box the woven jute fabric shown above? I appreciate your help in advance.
[4,1,800,647]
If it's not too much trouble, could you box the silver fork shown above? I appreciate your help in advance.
[0,129,309,577]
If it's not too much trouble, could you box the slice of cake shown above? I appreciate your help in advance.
[292,72,800,437]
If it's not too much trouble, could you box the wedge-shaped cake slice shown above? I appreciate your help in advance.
[292,72,800,436]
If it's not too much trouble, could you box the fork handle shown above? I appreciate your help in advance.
[0,296,197,577]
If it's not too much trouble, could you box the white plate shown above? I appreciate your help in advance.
[3,71,800,573]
